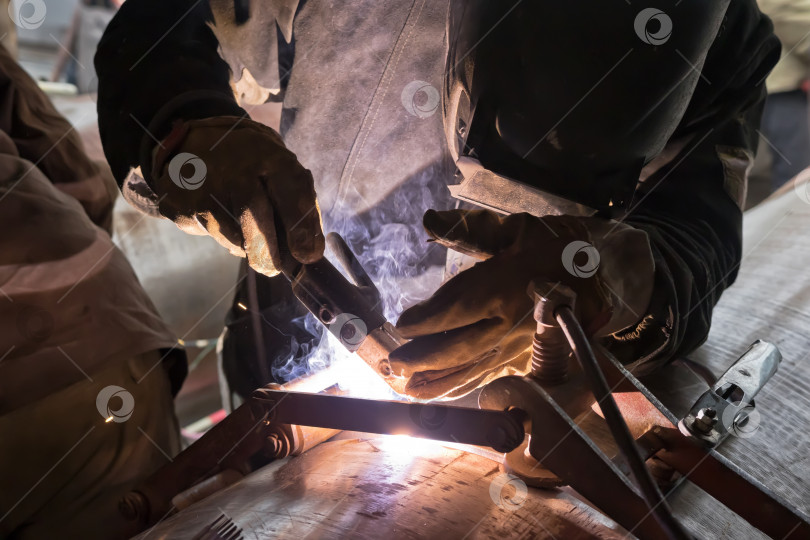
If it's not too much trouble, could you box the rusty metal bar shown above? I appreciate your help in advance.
[119,370,346,526]
[650,426,810,539]
[119,400,267,525]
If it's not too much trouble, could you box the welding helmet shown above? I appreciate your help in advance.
[444,0,730,217]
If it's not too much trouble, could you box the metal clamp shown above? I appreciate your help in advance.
[678,340,780,447]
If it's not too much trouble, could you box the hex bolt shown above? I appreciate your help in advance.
[529,283,577,385]
[378,359,393,377]
[693,407,718,434]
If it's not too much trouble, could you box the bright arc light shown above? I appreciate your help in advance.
[379,434,446,463]
[322,331,397,400]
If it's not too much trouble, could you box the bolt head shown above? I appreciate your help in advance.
[378,359,393,377]
[340,322,357,341]
[693,407,719,434]
[529,282,576,325]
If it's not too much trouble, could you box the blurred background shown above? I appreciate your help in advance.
[2,0,809,431]
[749,0,810,207]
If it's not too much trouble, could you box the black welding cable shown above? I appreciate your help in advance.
[555,305,693,540]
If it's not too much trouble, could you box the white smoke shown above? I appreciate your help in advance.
[270,163,454,397]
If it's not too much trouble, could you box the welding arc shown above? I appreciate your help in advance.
[555,306,692,540]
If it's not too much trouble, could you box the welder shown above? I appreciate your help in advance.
[95,1,779,400]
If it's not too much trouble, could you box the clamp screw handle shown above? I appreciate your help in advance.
[528,282,577,385]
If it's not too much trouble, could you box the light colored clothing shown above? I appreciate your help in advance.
[759,0,810,92]
[0,0,16,57]
[0,351,181,540]
[0,166,180,413]
[0,43,181,414]
[0,42,184,538]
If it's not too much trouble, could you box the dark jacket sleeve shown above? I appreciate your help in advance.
[606,0,781,374]
[94,0,246,187]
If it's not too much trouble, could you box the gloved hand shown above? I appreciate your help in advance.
[150,116,324,276]
[389,209,655,400]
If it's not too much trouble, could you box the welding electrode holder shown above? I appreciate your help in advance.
[274,227,408,394]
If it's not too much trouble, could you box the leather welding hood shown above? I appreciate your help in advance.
[444,0,730,217]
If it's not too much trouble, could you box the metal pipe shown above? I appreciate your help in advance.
[266,424,341,459]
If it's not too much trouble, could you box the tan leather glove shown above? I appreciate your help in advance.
[389,209,655,400]
[150,116,324,275]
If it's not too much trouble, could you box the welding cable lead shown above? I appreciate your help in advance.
[556,305,693,540]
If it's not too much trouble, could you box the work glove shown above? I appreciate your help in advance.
[150,116,324,276]
[389,209,655,400]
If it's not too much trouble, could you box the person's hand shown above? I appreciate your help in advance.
[149,116,324,276]
[389,209,655,400]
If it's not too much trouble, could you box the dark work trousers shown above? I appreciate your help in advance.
[761,89,810,190]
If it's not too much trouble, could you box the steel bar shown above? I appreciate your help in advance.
[650,426,810,539]
[251,389,525,453]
